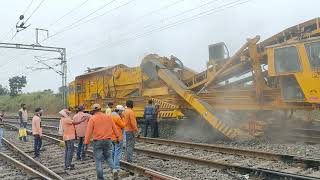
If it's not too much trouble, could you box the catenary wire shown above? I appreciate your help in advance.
[41,0,117,42]
[69,0,252,59]
[46,0,90,28]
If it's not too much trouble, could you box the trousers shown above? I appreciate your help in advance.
[0,128,3,146]
[93,139,113,180]
[112,140,123,170]
[34,135,42,157]
[77,137,85,160]
[125,132,135,162]
[64,140,74,168]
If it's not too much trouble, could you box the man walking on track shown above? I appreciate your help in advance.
[32,108,43,159]
[59,109,87,170]
[73,105,91,161]
[18,103,28,142]
[84,103,120,180]
[111,105,126,178]
[124,100,138,163]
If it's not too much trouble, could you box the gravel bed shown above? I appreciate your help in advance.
[140,119,320,160]
[133,154,242,180]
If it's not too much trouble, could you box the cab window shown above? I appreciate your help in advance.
[274,46,301,73]
[305,42,320,69]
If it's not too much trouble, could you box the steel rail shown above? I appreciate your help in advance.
[4,123,180,180]
[39,131,320,180]
[2,138,64,180]
[134,148,319,180]
[0,151,52,179]
[137,137,320,168]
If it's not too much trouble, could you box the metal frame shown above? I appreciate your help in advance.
[0,42,67,107]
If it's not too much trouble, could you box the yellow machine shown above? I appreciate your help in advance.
[68,18,320,139]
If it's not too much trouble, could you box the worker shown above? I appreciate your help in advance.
[32,108,43,159]
[152,104,160,138]
[18,103,28,142]
[111,105,126,177]
[105,102,114,115]
[59,109,87,170]
[124,100,138,163]
[0,111,4,148]
[73,105,91,161]
[143,99,155,137]
[84,103,119,180]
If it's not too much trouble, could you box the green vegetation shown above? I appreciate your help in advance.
[0,89,63,115]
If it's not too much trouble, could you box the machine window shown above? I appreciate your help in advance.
[305,42,320,69]
[280,76,305,101]
[274,46,301,73]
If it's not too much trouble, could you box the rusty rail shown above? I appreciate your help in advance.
[0,151,52,179]
[4,123,180,180]
[2,138,64,180]
[137,137,320,169]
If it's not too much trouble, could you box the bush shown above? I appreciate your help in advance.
[0,90,63,116]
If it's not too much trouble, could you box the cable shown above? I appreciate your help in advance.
[42,0,117,42]
[108,0,185,33]
[23,0,34,15]
[46,0,89,28]
[69,0,252,59]
[25,0,46,23]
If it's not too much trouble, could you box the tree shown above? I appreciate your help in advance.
[0,84,9,96]
[8,76,27,96]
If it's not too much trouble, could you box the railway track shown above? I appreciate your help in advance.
[4,119,320,179]
[0,144,52,180]
[41,131,320,179]
[3,124,180,180]
[135,137,320,179]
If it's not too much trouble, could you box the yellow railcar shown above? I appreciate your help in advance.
[68,18,320,139]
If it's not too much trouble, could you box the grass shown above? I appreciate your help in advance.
[0,91,64,116]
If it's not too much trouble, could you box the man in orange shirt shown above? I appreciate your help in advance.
[111,105,126,177]
[32,108,43,159]
[84,104,119,180]
[124,100,138,163]
[59,109,86,170]
[73,105,91,161]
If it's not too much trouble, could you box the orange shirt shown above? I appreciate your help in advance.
[84,112,119,144]
[32,115,42,136]
[60,117,76,141]
[111,113,126,140]
[73,112,91,137]
[124,108,138,132]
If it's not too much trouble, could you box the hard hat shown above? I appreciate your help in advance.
[115,105,125,111]
[92,103,101,110]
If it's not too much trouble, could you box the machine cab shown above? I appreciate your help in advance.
[267,37,320,103]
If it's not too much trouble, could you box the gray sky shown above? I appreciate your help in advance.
[0,0,318,92]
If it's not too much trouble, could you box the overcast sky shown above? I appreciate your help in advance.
[0,0,318,92]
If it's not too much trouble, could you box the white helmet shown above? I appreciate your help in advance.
[115,105,125,111]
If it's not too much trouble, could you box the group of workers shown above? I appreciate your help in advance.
[29,100,138,180]
[12,99,159,180]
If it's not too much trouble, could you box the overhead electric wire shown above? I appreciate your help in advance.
[69,0,252,59]
[41,0,117,42]
[113,0,221,39]
[23,0,34,15]
[110,0,186,32]
[46,0,90,28]
[41,0,183,47]
[25,0,46,23]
